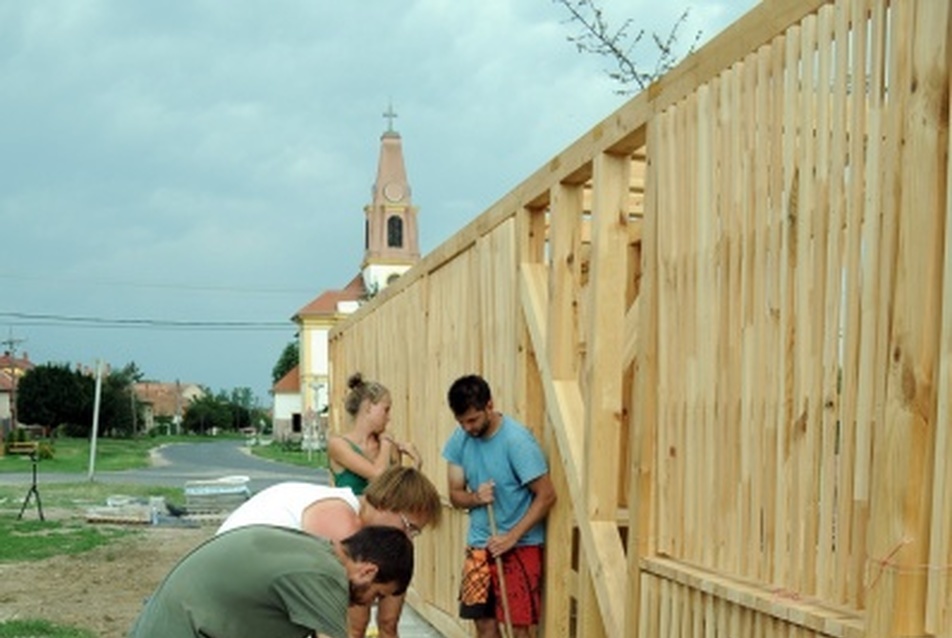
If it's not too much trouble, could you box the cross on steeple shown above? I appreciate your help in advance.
[383,102,398,132]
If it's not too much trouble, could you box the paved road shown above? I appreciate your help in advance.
[0,439,330,493]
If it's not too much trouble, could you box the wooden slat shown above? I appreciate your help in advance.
[868,2,949,636]
[926,10,952,628]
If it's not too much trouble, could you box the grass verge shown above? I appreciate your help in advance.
[249,442,327,469]
[0,434,234,474]
[0,619,97,638]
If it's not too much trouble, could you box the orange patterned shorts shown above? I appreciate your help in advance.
[459,545,543,626]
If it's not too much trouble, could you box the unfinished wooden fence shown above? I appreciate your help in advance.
[328,0,952,636]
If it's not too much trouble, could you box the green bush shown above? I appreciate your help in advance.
[37,441,55,460]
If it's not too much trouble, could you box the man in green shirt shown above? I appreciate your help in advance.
[129,524,413,638]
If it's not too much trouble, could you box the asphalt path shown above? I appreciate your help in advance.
[0,439,330,494]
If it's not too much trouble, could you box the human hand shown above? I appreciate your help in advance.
[400,441,422,469]
[474,479,495,506]
[486,530,516,558]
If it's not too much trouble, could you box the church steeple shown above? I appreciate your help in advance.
[361,103,420,295]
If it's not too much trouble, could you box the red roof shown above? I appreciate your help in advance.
[0,352,34,374]
[273,365,300,394]
[133,382,202,417]
[0,352,34,393]
[294,274,365,320]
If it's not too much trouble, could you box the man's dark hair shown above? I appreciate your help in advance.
[341,526,414,594]
[447,374,492,416]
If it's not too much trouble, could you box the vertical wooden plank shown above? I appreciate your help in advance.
[544,183,583,638]
[774,21,801,592]
[549,184,584,383]
[763,30,787,588]
[835,0,867,606]
[850,0,890,610]
[794,12,819,596]
[629,116,660,638]
[868,1,949,636]
[722,57,745,579]
[748,39,773,585]
[577,150,631,638]
[543,418,574,638]
[820,0,851,605]
[812,1,841,603]
[926,8,952,629]
[695,78,717,571]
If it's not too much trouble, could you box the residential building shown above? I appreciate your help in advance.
[0,351,34,436]
[133,381,205,434]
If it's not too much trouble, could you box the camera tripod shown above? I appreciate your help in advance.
[17,449,45,521]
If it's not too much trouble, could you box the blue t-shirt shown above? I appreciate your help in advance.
[442,414,548,547]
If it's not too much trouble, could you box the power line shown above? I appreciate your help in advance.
[0,312,291,331]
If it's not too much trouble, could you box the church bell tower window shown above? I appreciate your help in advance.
[387,216,404,248]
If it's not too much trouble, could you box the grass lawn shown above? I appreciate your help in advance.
[0,619,97,638]
[0,435,205,474]
[249,441,327,469]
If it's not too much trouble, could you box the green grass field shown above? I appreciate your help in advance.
[0,619,97,638]
[0,435,194,473]
[0,434,328,473]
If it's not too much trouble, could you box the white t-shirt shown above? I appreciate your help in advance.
[216,482,360,535]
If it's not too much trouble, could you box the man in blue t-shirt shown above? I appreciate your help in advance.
[442,374,557,638]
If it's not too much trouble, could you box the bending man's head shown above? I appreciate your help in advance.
[341,525,414,603]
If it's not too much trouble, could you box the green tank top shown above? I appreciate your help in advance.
[332,439,371,495]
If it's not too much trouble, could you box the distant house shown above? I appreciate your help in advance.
[271,364,302,441]
[0,351,35,436]
[133,381,205,433]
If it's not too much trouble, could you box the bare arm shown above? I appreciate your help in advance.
[327,434,394,480]
[486,473,557,557]
[446,463,494,509]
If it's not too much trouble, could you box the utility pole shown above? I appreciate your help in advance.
[1,330,27,435]
[87,359,104,481]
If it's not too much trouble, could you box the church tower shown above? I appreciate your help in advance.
[361,103,420,295]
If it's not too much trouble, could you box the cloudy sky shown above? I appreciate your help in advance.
[1,0,756,403]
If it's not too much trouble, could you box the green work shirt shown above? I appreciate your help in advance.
[129,525,348,638]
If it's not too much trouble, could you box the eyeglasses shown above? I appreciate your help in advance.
[398,512,422,538]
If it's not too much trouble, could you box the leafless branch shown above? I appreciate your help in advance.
[554,0,702,94]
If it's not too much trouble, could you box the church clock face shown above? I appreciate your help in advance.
[383,182,404,202]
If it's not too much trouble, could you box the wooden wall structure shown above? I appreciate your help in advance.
[328,0,952,636]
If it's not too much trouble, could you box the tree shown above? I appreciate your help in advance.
[17,363,91,434]
[554,0,702,94]
[17,361,145,438]
[272,338,299,385]
[96,369,140,438]
[182,394,234,434]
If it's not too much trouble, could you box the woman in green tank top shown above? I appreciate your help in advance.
[327,372,424,636]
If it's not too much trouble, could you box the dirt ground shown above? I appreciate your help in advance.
[0,509,215,638]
